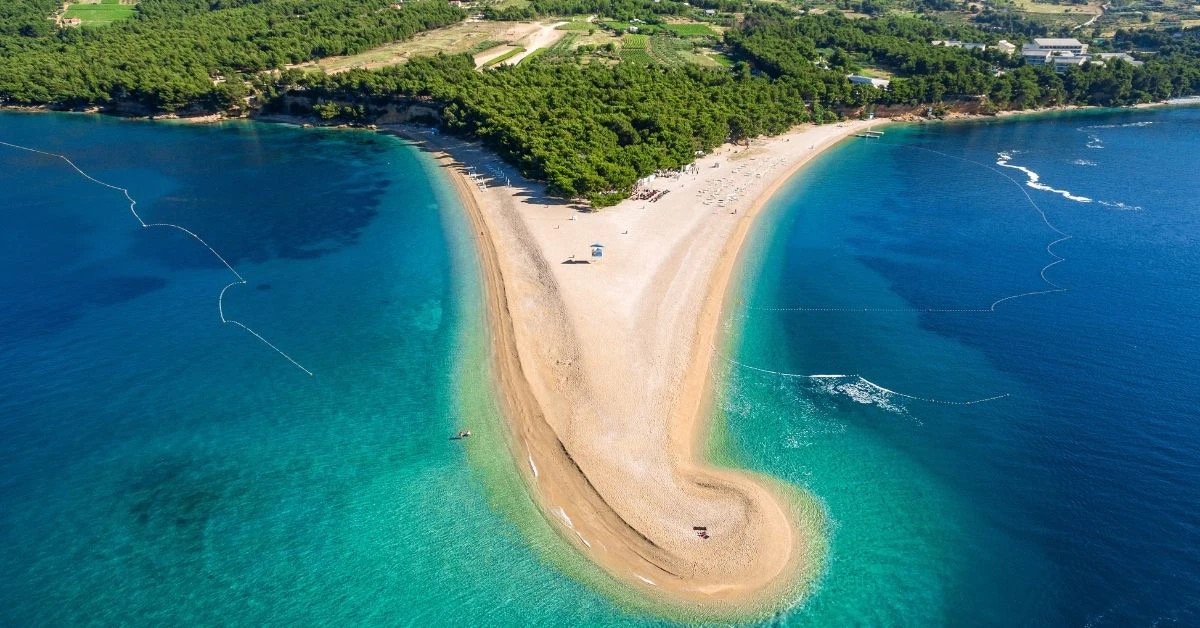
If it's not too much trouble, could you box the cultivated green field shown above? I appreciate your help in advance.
[63,0,136,27]
[663,23,718,36]
[619,33,653,63]
[556,21,596,31]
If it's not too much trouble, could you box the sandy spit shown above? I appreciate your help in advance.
[385,119,885,619]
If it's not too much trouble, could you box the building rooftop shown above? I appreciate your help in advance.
[1033,38,1085,47]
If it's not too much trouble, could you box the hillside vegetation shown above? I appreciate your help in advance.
[0,0,465,110]
[1,0,1199,204]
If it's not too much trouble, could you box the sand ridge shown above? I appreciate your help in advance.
[387,119,885,618]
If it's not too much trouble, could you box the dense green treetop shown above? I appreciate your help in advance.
[297,55,831,203]
[0,0,464,110]
[1,0,1197,205]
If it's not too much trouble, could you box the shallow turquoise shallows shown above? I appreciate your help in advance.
[0,112,657,626]
[3,107,1199,626]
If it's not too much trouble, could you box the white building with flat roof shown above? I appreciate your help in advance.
[1029,38,1088,53]
[848,74,890,89]
[931,40,987,51]
[1095,52,1144,66]
[1022,38,1092,71]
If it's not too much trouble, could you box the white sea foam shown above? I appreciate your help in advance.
[1099,200,1143,211]
[1079,120,1154,149]
[997,151,1093,202]
[1072,159,1098,166]
[717,351,1008,409]
[1079,121,1156,130]
[825,378,907,414]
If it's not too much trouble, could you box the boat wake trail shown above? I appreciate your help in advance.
[0,140,313,377]
[996,151,1092,202]
[749,144,1071,314]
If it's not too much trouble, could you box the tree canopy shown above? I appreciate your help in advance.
[1,0,1198,205]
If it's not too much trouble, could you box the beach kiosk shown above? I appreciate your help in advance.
[591,242,605,259]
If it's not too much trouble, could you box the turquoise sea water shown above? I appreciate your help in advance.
[722,105,1200,626]
[0,112,652,625]
[2,108,1198,626]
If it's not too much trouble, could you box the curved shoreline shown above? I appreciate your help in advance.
[389,120,884,619]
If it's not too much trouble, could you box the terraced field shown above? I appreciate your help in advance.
[619,33,653,64]
[648,35,694,66]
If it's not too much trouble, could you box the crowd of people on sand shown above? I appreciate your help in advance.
[696,155,785,213]
[650,189,672,203]
[630,164,704,202]
[631,187,657,201]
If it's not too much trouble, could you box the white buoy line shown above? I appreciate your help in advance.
[747,143,1072,314]
[1,140,313,377]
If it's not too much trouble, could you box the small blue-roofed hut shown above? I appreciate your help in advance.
[591,243,605,258]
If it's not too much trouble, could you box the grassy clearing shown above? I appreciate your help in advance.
[704,51,734,67]
[483,46,526,67]
[556,21,596,31]
[466,39,506,55]
[663,23,717,36]
[1011,0,1102,14]
[63,0,137,26]
[604,20,669,34]
[295,21,541,73]
[518,48,546,64]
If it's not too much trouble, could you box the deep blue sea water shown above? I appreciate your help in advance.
[723,105,1200,626]
[2,107,1198,626]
